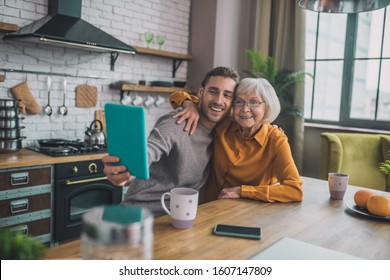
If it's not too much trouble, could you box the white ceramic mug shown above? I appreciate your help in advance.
[161,188,199,229]
[154,96,165,106]
[144,96,155,107]
[328,173,349,200]
[132,95,143,106]
[120,94,132,105]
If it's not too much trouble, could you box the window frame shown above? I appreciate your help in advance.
[304,9,390,131]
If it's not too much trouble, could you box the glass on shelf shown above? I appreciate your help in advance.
[144,32,154,48]
[156,35,165,50]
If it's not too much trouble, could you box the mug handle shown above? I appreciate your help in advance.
[161,192,171,215]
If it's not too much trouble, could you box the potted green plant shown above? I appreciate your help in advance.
[243,48,312,117]
[379,152,390,177]
[0,229,46,260]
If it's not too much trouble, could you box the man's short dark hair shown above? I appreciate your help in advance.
[200,66,240,88]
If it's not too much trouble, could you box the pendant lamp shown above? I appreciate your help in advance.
[297,0,390,13]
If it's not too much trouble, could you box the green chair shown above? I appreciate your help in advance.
[320,132,390,192]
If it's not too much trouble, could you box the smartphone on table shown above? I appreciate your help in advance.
[213,224,262,240]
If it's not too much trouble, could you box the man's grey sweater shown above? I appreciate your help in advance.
[122,109,213,216]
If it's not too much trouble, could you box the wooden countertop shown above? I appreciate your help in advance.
[44,176,390,260]
[0,149,107,169]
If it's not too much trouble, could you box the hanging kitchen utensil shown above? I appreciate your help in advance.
[43,76,52,116]
[59,77,68,116]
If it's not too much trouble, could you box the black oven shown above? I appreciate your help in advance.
[54,159,122,242]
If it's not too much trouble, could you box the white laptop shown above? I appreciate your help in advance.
[250,237,361,260]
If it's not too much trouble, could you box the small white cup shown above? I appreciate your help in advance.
[144,96,155,107]
[161,188,199,229]
[328,173,349,200]
[132,95,143,106]
[154,96,165,106]
[120,94,132,105]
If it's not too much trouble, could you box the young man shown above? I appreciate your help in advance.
[102,67,239,216]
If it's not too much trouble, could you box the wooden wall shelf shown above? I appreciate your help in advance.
[0,22,19,32]
[134,46,193,60]
[121,84,185,93]
[133,45,193,78]
[117,84,188,101]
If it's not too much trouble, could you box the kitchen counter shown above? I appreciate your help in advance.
[0,149,107,169]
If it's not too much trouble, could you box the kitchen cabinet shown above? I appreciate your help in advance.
[0,165,53,244]
[0,150,119,244]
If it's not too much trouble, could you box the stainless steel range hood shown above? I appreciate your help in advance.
[3,0,136,60]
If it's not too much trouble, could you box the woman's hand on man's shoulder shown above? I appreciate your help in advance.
[172,100,200,135]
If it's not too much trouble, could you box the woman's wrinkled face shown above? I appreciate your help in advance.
[232,90,267,133]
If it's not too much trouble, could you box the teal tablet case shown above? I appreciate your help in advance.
[102,205,143,225]
[104,103,149,180]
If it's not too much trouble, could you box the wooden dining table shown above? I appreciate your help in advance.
[44,176,390,260]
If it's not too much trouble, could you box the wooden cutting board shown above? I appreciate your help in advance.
[95,110,106,135]
[76,84,98,107]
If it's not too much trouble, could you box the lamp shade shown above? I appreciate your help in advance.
[297,0,390,13]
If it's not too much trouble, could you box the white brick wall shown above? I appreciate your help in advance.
[0,0,190,145]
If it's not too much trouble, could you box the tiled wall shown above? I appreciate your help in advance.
[0,0,190,145]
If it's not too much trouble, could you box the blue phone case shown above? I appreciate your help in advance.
[105,103,149,180]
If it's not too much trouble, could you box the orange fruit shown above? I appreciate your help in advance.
[354,189,375,209]
[366,195,390,217]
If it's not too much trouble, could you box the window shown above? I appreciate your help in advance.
[304,8,390,130]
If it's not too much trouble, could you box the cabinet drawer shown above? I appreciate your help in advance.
[0,193,51,218]
[0,167,51,191]
[3,218,51,238]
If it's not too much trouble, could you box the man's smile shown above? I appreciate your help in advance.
[210,105,224,112]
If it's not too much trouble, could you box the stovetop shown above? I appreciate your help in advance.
[28,139,107,157]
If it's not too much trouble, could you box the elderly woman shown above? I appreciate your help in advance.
[170,78,303,203]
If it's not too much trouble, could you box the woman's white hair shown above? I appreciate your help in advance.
[235,78,281,124]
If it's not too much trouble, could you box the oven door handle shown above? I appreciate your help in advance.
[65,176,108,185]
